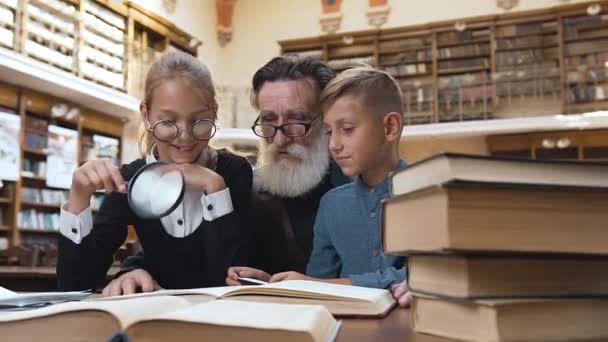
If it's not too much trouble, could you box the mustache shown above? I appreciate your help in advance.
[264,142,308,160]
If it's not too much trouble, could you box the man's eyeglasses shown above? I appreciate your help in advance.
[148,119,217,142]
[251,115,321,138]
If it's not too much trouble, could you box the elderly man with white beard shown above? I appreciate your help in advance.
[225,56,350,284]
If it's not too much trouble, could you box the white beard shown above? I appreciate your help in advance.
[254,133,330,198]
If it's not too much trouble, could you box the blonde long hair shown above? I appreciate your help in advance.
[137,51,218,157]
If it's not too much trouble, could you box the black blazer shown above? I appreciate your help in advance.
[57,151,253,290]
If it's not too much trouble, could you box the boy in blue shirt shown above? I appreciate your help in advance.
[269,65,409,300]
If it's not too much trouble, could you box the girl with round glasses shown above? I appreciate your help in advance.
[57,52,252,295]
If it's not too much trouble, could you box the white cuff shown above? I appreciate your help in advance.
[200,188,233,221]
[59,202,93,244]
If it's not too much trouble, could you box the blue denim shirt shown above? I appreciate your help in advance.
[306,160,407,289]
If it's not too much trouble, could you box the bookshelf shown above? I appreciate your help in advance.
[0,0,199,95]
[378,29,435,124]
[494,18,562,118]
[0,81,125,255]
[279,1,608,124]
[563,12,608,113]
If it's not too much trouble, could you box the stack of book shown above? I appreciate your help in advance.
[382,153,608,341]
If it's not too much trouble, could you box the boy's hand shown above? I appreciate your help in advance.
[226,266,271,286]
[391,281,412,308]
[269,271,314,283]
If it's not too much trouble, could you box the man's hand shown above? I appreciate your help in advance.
[226,266,271,286]
[102,269,161,297]
[269,271,315,283]
[391,281,412,308]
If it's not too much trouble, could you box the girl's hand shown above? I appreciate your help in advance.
[68,159,125,214]
[174,164,226,194]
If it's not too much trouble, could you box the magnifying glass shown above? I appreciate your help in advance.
[128,162,185,219]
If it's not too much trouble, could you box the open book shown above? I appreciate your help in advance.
[0,286,91,309]
[0,296,341,342]
[95,280,396,317]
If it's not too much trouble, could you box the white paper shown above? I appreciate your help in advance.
[0,111,21,181]
[0,286,17,300]
[46,125,78,189]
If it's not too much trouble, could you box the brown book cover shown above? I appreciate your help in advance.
[388,152,608,197]
[408,254,608,299]
[382,181,608,255]
[412,295,608,342]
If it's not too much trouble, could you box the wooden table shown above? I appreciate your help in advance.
[339,309,456,342]
[0,266,119,291]
[338,307,411,341]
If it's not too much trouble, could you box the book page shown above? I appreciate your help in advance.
[0,296,190,328]
[94,285,254,301]
[97,281,392,304]
[133,299,335,334]
[0,286,17,300]
[228,280,391,303]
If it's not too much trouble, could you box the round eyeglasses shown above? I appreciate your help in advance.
[251,115,321,138]
[149,119,217,142]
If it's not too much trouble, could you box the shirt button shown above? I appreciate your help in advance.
[370,189,375,194]
[370,211,376,219]
[71,227,77,234]
[207,204,214,211]
[373,249,380,257]
[177,219,183,225]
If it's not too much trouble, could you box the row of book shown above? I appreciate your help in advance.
[567,68,608,83]
[18,209,60,231]
[495,34,557,50]
[436,29,489,46]
[21,187,68,205]
[496,79,561,98]
[567,84,608,103]
[383,153,608,341]
[565,52,608,67]
[24,131,47,151]
[437,43,489,59]
[402,88,434,106]
[384,63,427,77]
[496,48,558,67]
[22,159,46,178]
[380,49,431,66]
[564,14,608,39]
[494,65,560,80]
[327,56,375,71]
[439,85,494,103]
[566,39,608,56]
[438,57,489,72]
[378,37,430,52]
[438,72,488,89]
[495,21,556,37]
